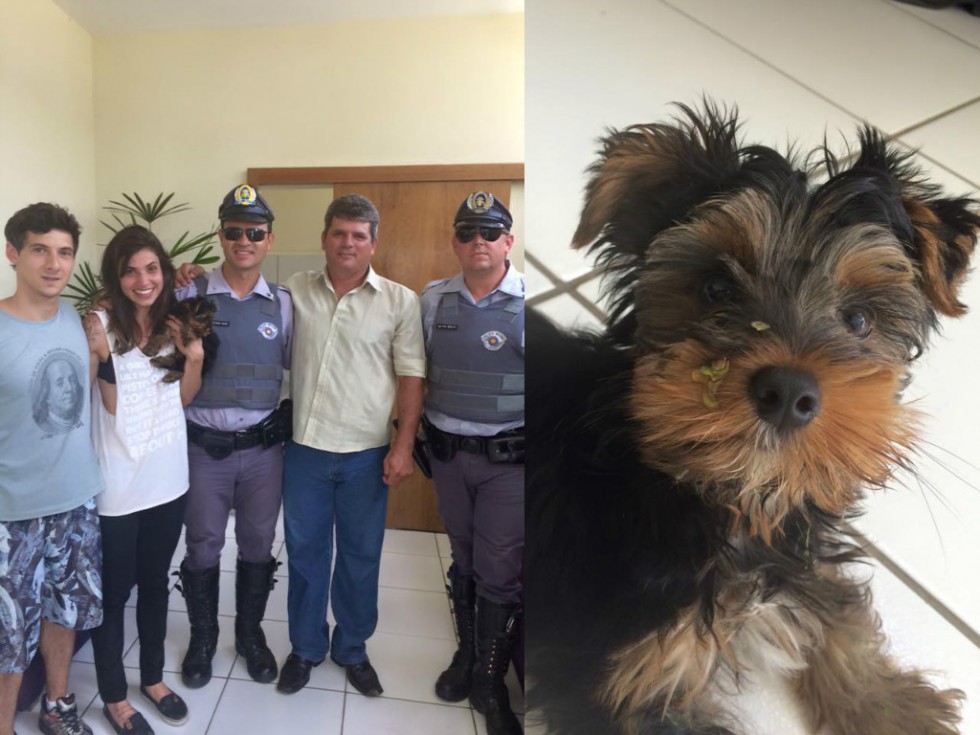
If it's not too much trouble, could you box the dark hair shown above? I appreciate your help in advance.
[4,202,82,252]
[100,225,176,356]
[323,194,380,241]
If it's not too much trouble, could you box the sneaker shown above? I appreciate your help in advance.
[39,693,93,735]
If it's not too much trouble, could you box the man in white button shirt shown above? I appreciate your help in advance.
[276,194,425,698]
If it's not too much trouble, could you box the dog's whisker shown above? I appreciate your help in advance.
[917,439,980,483]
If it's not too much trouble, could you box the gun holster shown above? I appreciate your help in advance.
[425,422,457,463]
[259,399,293,448]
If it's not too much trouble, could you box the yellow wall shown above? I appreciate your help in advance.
[1,9,524,297]
[0,0,96,297]
[92,14,525,257]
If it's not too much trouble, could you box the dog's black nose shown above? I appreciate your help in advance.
[749,366,820,432]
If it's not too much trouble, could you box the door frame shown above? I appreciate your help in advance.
[248,163,524,187]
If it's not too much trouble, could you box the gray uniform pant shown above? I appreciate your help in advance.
[430,450,524,604]
[183,442,284,571]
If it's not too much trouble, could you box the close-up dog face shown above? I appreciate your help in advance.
[570,106,977,541]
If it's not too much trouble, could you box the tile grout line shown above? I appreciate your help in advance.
[846,526,980,650]
[887,0,980,53]
[659,0,980,141]
[889,94,980,140]
[203,674,233,735]
[524,249,565,293]
[659,0,869,127]
[525,250,608,322]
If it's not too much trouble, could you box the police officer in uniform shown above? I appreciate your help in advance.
[175,185,292,689]
[421,192,524,735]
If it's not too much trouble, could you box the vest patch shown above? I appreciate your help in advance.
[258,322,279,340]
[213,320,230,328]
[481,330,507,351]
[435,323,458,330]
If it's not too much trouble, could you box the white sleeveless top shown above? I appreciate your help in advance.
[91,310,188,516]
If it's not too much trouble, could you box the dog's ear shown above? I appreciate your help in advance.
[572,103,745,254]
[849,129,979,317]
[902,197,977,317]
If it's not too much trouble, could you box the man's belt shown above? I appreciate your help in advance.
[187,399,292,460]
[424,420,524,465]
[187,422,264,455]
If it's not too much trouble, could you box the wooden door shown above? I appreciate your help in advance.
[333,180,513,532]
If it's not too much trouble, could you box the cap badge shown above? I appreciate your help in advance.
[467,191,495,215]
[234,184,258,206]
[481,330,507,351]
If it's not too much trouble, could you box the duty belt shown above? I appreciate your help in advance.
[186,400,292,460]
[424,420,525,464]
[187,421,264,452]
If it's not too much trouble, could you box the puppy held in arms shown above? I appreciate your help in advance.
[526,103,978,735]
[149,296,218,382]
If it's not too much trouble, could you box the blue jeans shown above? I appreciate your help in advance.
[282,440,388,665]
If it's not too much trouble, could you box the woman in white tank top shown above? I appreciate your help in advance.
[83,225,204,735]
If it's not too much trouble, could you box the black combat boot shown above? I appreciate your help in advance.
[470,598,523,735]
[435,573,476,702]
[234,557,279,684]
[177,562,220,689]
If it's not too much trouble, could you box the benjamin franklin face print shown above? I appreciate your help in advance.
[31,349,85,436]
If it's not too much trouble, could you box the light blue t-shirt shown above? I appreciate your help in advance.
[0,299,103,521]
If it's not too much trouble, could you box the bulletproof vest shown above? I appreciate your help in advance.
[191,275,285,410]
[425,291,524,423]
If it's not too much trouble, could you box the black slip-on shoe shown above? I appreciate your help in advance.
[139,686,188,727]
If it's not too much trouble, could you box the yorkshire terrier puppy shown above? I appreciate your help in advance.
[149,296,217,383]
[526,104,978,735]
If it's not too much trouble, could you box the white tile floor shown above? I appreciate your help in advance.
[526,1,980,733]
[13,515,523,735]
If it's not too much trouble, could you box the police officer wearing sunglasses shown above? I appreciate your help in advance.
[420,191,525,735]
[173,184,293,691]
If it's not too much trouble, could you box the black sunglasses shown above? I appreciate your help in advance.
[221,227,268,243]
[455,226,507,243]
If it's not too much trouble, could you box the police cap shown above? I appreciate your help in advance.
[218,184,275,224]
[453,191,512,229]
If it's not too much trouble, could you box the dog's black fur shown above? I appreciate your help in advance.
[149,295,218,382]
[526,103,978,735]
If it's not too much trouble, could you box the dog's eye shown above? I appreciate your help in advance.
[701,274,735,305]
[843,307,873,338]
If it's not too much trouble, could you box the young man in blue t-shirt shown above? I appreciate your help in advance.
[0,203,104,735]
